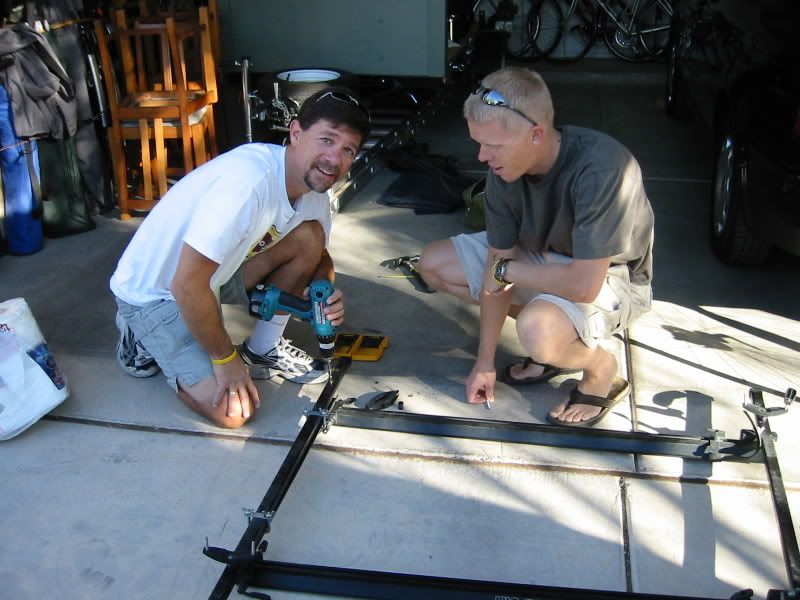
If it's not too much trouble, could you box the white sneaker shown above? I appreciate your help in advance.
[115,312,160,378]
[239,337,328,385]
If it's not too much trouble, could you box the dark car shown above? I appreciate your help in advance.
[665,0,800,265]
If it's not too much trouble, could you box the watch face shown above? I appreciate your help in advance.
[493,258,508,284]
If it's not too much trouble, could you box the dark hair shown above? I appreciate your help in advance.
[296,87,371,145]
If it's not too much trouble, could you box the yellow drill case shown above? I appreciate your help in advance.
[333,333,389,361]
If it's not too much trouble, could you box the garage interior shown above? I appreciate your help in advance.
[1,2,799,600]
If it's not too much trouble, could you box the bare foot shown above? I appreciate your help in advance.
[508,360,546,382]
[548,351,618,424]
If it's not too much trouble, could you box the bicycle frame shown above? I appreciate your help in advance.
[596,0,672,38]
[530,0,672,63]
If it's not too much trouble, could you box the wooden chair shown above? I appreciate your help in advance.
[134,0,221,68]
[95,6,218,219]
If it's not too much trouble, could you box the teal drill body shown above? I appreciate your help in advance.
[248,280,336,361]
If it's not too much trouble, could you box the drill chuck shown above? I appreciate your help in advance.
[317,333,336,359]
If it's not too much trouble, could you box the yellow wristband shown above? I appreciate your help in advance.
[211,348,238,365]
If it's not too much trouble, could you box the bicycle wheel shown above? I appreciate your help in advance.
[507,0,541,60]
[600,0,673,62]
[546,0,598,64]
[638,0,672,56]
[528,0,564,59]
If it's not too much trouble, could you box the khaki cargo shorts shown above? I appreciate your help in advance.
[452,231,652,348]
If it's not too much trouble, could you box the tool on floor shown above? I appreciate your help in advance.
[333,333,389,361]
[377,274,415,279]
[365,389,399,411]
[380,254,434,294]
[249,280,336,380]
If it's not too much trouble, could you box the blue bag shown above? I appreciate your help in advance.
[0,84,43,255]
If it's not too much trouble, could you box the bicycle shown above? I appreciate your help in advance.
[470,0,558,62]
[529,0,673,63]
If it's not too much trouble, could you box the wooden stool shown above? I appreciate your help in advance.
[95,6,218,219]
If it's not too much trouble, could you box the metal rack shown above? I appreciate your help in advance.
[204,358,799,600]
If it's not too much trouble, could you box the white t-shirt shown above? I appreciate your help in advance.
[110,143,332,306]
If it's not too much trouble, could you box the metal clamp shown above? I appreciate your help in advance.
[303,407,333,433]
[303,397,357,433]
[702,428,726,461]
[242,507,275,524]
[202,535,268,566]
[743,388,797,427]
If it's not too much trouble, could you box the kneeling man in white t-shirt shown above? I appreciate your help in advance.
[110,88,370,428]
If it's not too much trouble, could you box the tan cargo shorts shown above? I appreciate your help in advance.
[452,231,652,348]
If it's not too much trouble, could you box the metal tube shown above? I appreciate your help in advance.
[86,54,109,128]
[240,57,252,143]
[333,409,762,462]
[208,357,352,599]
[763,434,800,590]
[240,559,725,600]
[751,390,800,590]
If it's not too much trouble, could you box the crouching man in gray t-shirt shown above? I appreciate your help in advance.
[418,66,654,428]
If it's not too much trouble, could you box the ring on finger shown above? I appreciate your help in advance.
[229,389,238,397]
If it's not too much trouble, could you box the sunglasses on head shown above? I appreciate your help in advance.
[472,84,538,127]
[315,90,369,119]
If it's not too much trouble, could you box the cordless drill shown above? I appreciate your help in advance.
[248,280,336,379]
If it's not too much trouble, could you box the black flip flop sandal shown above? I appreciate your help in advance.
[546,377,631,428]
[497,357,577,386]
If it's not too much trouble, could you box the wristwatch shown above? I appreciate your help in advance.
[492,257,512,286]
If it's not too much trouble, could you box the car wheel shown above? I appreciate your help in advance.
[709,133,771,265]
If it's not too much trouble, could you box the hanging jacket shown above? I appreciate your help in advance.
[0,23,76,139]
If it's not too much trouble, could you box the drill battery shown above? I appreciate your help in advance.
[333,333,389,361]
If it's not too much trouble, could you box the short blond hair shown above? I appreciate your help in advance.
[463,67,554,129]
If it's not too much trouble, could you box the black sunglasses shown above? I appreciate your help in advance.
[472,84,538,127]
[315,90,369,120]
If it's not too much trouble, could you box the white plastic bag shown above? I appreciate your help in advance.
[0,298,69,440]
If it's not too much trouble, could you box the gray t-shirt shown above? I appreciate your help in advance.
[485,125,654,286]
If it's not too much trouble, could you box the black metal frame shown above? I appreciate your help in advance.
[206,361,798,600]
[333,409,762,462]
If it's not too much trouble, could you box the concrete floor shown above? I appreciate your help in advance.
[2,61,799,600]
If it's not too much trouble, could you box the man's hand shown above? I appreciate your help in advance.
[304,286,345,326]
[212,356,260,418]
[483,277,513,296]
[466,361,497,405]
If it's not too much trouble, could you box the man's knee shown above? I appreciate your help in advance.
[177,384,253,429]
[288,220,325,257]
[283,221,325,277]
[211,413,251,429]
[515,302,573,363]
[417,245,438,287]
[418,239,452,288]
[242,221,325,290]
